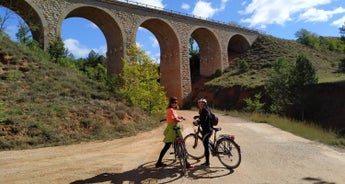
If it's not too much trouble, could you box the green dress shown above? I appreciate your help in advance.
[163,123,183,143]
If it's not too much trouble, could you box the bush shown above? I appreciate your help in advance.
[244,93,264,113]
[339,58,345,73]
[239,60,249,73]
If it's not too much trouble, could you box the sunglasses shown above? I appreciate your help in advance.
[172,101,178,104]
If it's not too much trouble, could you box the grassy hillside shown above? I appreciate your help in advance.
[207,35,345,88]
[0,36,162,150]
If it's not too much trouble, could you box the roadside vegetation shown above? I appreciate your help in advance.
[226,111,345,149]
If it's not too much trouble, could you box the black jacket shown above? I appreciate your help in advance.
[199,107,212,135]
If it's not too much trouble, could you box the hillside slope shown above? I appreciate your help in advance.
[0,36,161,150]
[207,35,345,88]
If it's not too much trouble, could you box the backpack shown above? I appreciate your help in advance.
[208,110,219,126]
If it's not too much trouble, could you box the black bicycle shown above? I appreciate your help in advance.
[160,119,188,175]
[184,116,241,169]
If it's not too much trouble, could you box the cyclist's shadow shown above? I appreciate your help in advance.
[70,159,234,184]
[186,159,234,179]
[70,159,185,184]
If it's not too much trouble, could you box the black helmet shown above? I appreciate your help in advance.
[170,97,178,103]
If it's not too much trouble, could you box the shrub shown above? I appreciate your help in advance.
[239,60,249,73]
[339,58,345,73]
[244,93,264,113]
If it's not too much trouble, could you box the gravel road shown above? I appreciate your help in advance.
[0,110,344,184]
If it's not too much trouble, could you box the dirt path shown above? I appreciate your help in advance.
[1,110,345,184]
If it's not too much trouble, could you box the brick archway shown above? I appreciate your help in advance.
[140,18,183,101]
[228,34,251,64]
[191,27,222,77]
[59,5,124,75]
[1,0,46,49]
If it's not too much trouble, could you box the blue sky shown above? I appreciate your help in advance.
[1,0,345,60]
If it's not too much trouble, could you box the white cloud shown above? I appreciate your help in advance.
[127,0,164,9]
[88,22,98,29]
[332,15,345,27]
[149,36,159,48]
[64,38,105,58]
[240,0,335,28]
[136,42,144,48]
[192,0,229,19]
[299,7,345,22]
[192,1,216,18]
[181,3,190,10]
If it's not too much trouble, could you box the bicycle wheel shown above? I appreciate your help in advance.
[216,138,241,169]
[184,133,204,159]
[177,143,187,175]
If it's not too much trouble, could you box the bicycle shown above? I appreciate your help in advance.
[184,116,241,169]
[160,119,188,175]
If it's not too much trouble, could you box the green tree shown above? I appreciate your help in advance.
[48,36,68,62]
[266,55,318,119]
[339,58,345,73]
[244,93,264,113]
[265,57,292,114]
[119,44,167,114]
[15,20,32,45]
[295,29,320,49]
[239,60,249,73]
[289,54,318,119]
[340,22,345,43]
[189,37,200,78]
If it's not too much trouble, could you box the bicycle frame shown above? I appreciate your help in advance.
[184,116,241,169]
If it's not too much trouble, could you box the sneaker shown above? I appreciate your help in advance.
[201,162,210,167]
[155,162,167,168]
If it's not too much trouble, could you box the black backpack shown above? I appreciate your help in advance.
[208,110,219,126]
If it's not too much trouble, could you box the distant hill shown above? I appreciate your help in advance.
[206,35,345,88]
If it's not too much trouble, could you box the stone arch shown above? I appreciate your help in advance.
[139,18,182,100]
[191,27,221,77]
[228,34,250,64]
[0,0,47,49]
[58,5,124,75]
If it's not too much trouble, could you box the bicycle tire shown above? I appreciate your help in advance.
[184,133,204,159]
[177,143,187,175]
[216,138,241,169]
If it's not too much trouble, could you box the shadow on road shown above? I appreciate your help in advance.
[302,177,336,184]
[70,159,234,184]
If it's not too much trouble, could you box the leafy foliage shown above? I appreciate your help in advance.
[239,60,249,73]
[119,45,167,114]
[265,54,318,118]
[295,28,345,52]
[244,93,264,113]
[340,22,345,43]
[265,57,292,114]
[15,20,31,45]
[339,58,345,73]
[48,36,68,62]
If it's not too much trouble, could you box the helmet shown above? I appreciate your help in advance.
[170,97,178,103]
[198,98,207,105]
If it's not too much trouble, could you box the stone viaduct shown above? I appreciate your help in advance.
[0,0,259,105]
